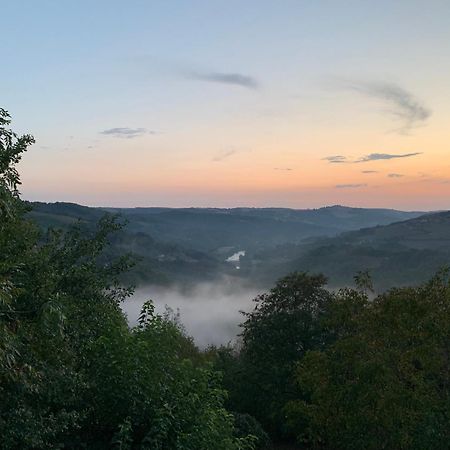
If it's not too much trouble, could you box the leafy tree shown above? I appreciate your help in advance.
[286,272,450,449]
[234,272,333,437]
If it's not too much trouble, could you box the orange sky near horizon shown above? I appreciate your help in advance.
[4,1,450,210]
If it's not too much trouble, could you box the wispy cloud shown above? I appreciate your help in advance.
[335,80,431,134]
[323,152,421,164]
[187,71,259,90]
[387,173,404,178]
[361,170,378,174]
[212,146,252,162]
[274,167,293,171]
[100,127,155,139]
[322,155,348,164]
[335,183,367,189]
[213,148,237,162]
[356,152,422,162]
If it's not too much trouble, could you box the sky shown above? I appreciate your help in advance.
[3,0,450,210]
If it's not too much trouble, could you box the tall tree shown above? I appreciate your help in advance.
[236,272,333,437]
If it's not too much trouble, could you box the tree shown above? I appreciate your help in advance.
[0,108,34,220]
[235,272,333,438]
[286,272,450,449]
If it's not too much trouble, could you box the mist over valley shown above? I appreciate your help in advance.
[122,278,260,347]
[28,202,450,346]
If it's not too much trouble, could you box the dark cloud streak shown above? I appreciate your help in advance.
[323,152,422,164]
[187,71,259,90]
[335,183,367,189]
[356,152,422,162]
[322,155,348,164]
[100,127,155,139]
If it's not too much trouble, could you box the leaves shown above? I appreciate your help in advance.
[286,275,450,449]
[0,109,253,449]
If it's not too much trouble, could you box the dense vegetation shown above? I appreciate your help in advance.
[2,109,449,448]
[215,271,450,449]
[0,109,254,449]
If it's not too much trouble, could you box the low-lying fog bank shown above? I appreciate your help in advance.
[121,277,261,348]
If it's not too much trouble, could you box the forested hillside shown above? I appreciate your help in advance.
[30,202,423,254]
[248,211,450,290]
[28,202,425,288]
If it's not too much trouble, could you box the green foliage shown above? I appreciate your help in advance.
[217,270,450,449]
[228,273,333,437]
[232,413,270,450]
[286,273,450,449]
[0,110,254,449]
[0,108,34,220]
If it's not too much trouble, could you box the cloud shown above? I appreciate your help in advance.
[274,167,293,171]
[323,152,421,164]
[387,173,404,178]
[213,148,237,162]
[187,71,259,90]
[100,127,155,139]
[336,80,431,134]
[335,183,367,189]
[322,155,348,164]
[213,146,252,162]
[356,152,422,162]
[361,170,378,174]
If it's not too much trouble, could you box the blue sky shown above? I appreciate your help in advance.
[3,1,450,208]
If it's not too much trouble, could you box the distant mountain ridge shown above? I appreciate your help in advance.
[27,201,430,288]
[29,202,423,248]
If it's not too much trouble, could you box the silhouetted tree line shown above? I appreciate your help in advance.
[1,110,449,448]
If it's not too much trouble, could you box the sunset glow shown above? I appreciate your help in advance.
[4,1,450,209]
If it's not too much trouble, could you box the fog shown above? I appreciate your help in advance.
[121,278,261,348]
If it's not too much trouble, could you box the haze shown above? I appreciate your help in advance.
[122,279,260,347]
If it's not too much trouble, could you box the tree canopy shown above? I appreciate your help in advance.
[0,109,255,449]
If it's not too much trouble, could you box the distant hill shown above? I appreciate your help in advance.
[249,211,450,291]
[102,204,423,254]
[27,202,427,287]
[27,202,229,285]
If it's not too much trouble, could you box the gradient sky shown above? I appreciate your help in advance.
[3,0,450,209]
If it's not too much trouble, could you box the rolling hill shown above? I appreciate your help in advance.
[27,201,429,288]
[249,211,450,291]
